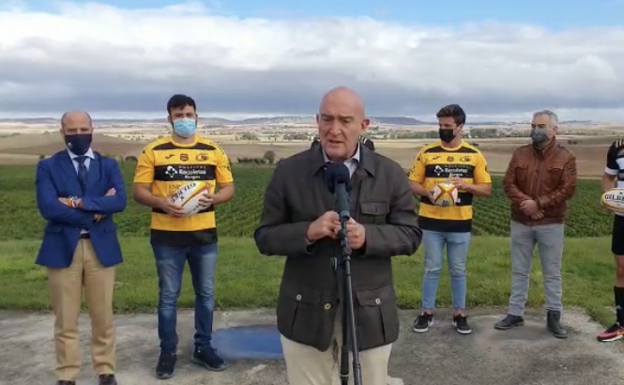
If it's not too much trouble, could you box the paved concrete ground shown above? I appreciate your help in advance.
[1,308,624,385]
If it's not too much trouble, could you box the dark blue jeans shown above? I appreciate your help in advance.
[151,242,218,354]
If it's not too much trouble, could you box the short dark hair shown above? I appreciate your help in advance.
[436,104,466,126]
[166,94,196,114]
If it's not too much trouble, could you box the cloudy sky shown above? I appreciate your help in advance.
[1,0,624,121]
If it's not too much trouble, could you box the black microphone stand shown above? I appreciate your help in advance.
[334,182,363,385]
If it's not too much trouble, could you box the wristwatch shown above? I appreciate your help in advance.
[68,196,80,208]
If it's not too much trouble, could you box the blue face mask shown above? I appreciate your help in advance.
[172,118,196,138]
[65,133,92,156]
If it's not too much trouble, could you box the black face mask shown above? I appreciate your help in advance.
[439,129,455,144]
[64,133,92,156]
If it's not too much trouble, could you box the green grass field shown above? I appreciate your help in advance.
[0,236,616,325]
[0,162,618,326]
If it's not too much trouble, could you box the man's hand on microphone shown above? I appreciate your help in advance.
[345,218,366,250]
[306,211,339,242]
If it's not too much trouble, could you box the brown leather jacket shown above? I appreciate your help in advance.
[503,138,577,226]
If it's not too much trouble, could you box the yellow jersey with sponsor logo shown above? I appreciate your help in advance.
[133,135,234,245]
[408,140,491,232]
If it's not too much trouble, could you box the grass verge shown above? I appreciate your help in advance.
[0,236,616,326]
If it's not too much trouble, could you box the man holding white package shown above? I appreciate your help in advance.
[132,94,235,379]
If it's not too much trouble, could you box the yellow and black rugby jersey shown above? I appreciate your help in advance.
[606,138,624,189]
[408,140,491,232]
[134,135,234,245]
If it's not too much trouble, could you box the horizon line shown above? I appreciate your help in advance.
[0,116,608,124]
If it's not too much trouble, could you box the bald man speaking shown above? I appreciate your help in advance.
[35,111,126,385]
[255,87,422,384]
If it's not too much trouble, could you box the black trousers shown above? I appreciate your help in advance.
[612,214,624,255]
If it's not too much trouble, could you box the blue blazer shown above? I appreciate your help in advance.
[35,150,127,269]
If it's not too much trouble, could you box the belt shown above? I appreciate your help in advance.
[80,233,91,239]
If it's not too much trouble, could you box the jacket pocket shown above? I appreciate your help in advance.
[354,284,399,350]
[276,284,336,349]
[514,161,530,183]
[44,225,62,233]
[359,201,390,224]
[545,162,565,189]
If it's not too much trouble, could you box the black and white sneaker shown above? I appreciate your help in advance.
[413,312,434,333]
[453,314,472,335]
[155,351,177,379]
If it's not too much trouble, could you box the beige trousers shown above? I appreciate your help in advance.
[47,239,116,381]
[280,314,392,385]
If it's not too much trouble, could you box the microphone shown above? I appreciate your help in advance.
[323,161,363,385]
[324,162,351,222]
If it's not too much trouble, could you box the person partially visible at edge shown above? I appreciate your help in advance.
[254,86,422,385]
[311,135,375,151]
[35,110,127,385]
[408,104,492,335]
[496,110,577,339]
[597,137,624,342]
[132,94,235,380]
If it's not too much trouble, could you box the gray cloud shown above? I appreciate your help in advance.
[1,3,624,120]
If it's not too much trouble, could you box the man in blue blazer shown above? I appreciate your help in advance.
[35,110,127,385]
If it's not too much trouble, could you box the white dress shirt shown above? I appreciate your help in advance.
[322,143,361,177]
[67,148,94,234]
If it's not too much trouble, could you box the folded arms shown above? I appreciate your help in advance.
[35,160,127,228]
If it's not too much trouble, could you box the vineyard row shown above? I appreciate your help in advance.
[0,164,614,241]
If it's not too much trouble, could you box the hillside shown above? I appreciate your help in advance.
[0,117,605,127]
